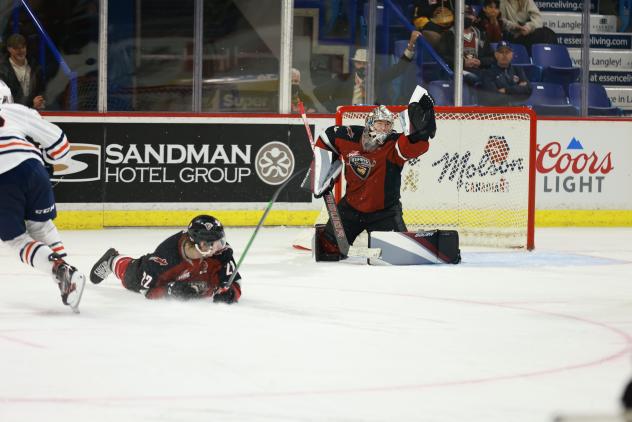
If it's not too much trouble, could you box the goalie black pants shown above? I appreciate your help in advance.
[323,197,407,246]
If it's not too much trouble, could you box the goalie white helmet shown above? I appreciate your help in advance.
[0,80,13,104]
[362,105,394,152]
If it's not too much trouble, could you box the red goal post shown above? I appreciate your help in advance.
[335,105,537,249]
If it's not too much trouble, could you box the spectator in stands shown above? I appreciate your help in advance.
[476,0,504,43]
[437,5,495,85]
[479,41,531,105]
[290,68,316,113]
[314,31,422,112]
[0,34,46,110]
[412,0,454,48]
[500,0,557,51]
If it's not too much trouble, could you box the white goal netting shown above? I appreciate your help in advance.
[336,105,536,249]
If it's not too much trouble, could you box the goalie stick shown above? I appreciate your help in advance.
[297,101,381,260]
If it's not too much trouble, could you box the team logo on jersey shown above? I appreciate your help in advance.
[149,257,168,266]
[254,141,295,186]
[348,154,374,180]
[200,260,208,274]
[50,143,101,182]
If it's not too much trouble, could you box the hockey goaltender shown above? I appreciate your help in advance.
[310,87,461,265]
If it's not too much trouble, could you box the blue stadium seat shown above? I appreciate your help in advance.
[531,44,580,91]
[428,80,476,106]
[521,82,579,116]
[568,83,623,116]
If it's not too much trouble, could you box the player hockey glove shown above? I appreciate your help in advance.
[166,281,203,300]
[213,286,237,304]
[407,93,436,142]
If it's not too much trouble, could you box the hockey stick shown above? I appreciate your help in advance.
[225,167,308,287]
[297,101,381,260]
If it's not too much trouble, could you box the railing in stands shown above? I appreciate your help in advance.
[383,0,454,77]
[11,0,78,110]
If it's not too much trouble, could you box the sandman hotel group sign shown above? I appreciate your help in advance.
[50,122,311,203]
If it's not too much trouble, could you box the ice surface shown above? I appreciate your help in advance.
[1,227,631,422]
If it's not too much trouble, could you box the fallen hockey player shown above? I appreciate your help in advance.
[90,215,242,303]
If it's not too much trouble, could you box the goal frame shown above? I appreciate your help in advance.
[335,105,537,250]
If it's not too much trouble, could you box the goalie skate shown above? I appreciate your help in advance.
[51,257,86,313]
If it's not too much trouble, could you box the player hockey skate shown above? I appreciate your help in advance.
[90,248,118,284]
[50,254,86,313]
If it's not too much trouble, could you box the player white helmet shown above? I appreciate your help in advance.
[0,80,13,104]
[362,105,394,152]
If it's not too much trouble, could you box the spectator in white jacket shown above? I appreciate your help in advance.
[500,0,557,50]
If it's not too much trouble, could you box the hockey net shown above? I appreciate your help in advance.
[334,105,536,249]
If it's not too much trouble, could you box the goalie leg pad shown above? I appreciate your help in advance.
[313,224,341,262]
[368,230,461,265]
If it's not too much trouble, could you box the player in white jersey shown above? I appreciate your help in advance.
[0,81,85,312]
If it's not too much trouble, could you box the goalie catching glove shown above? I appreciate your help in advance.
[407,91,436,142]
[398,85,436,142]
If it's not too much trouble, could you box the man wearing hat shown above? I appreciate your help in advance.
[314,30,421,112]
[479,40,531,106]
[0,33,46,110]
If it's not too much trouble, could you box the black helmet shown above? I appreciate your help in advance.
[187,215,225,247]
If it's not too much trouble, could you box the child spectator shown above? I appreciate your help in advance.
[476,0,504,43]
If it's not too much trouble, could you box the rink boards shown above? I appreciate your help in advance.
[43,113,632,229]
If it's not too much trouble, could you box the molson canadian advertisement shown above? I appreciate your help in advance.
[535,119,632,225]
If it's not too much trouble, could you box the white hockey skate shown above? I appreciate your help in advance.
[51,256,86,313]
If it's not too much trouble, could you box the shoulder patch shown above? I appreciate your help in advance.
[149,256,168,266]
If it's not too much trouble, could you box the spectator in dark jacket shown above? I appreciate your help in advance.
[480,41,531,105]
[0,34,46,109]
[437,5,495,85]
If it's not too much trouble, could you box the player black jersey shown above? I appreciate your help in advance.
[135,231,241,297]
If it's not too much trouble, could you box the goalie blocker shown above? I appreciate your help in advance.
[314,225,461,265]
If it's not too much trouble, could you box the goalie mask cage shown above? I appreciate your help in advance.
[336,105,536,250]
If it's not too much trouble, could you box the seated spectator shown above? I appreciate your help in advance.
[0,34,46,110]
[479,41,532,106]
[314,31,421,112]
[500,0,557,51]
[476,0,504,43]
[412,0,454,48]
[290,68,317,113]
[437,5,495,85]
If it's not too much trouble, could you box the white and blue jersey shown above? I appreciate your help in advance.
[0,104,70,241]
[0,103,69,174]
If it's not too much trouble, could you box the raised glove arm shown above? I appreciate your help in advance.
[407,92,437,142]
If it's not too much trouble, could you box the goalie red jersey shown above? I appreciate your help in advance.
[314,125,429,213]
